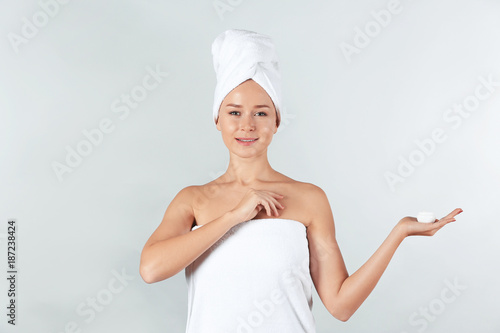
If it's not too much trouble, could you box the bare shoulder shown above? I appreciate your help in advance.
[273,173,330,207]
[164,185,200,225]
[293,181,334,227]
[301,182,326,194]
[287,180,328,201]
[176,184,206,214]
[173,185,198,204]
[189,180,225,202]
[301,183,331,209]
[143,185,198,248]
[273,172,323,192]
[178,182,220,199]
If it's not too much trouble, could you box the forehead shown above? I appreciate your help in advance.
[222,79,273,105]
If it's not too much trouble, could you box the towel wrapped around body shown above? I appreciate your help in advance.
[185,218,316,332]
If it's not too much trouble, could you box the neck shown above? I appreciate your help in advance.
[223,150,275,186]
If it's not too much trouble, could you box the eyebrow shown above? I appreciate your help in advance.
[224,103,270,109]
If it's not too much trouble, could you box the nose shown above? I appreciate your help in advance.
[240,114,255,131]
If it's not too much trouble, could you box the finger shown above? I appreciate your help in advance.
[269,196,285,209]
[434,218,455,231]
[447,208,463,218]
[272,203,280,217]
[434,217,456,229]
[443,208,463,219]
[263,191,284,199]
[423,222,446,236]
[269,198,280,216]
[271,198,283,217]
[436,216,457,224]
[262,201,271,216]
[261,194,284,215]
[261,195,279,217]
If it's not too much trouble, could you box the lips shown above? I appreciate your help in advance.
[236,137,258,142]
[235,137,258,146]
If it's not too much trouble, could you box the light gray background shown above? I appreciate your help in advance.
[1,0,499,332]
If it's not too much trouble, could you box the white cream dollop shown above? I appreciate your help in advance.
[417,211,436,223]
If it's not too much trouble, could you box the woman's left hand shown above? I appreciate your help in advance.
[397,208,463,237]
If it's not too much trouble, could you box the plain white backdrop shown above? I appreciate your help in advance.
[1,0,499,332]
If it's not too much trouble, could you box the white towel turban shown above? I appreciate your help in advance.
[211,29,282,125]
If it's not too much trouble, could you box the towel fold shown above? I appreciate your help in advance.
[211,29,282,124]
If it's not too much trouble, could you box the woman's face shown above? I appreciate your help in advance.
[216,79,279,158]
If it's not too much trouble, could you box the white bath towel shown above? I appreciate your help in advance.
[185,218,316,332]
[211,29,282,125]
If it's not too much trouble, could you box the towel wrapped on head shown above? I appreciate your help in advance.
[211,29,282,125]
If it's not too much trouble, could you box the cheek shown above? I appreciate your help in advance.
[227,124,240,135]
[260,120,276,135]
[260,127,274,136]
[219,119,236,131]
[219,122,238,142]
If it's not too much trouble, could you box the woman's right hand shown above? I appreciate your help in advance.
[230,188,285,223]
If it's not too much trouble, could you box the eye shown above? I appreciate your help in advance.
[229,111,240,115]
[255,111,267,116]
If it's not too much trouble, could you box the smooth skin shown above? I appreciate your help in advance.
[139,79,463,322]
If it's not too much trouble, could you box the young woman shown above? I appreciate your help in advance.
[140,29,463,332]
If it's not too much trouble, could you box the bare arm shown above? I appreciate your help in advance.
[317,222,406,321]
[306,185,462,321]
[140,187,285,284]
[140,187,239,283]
